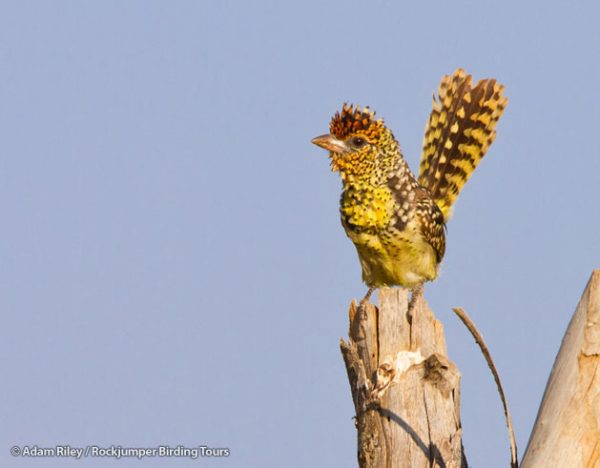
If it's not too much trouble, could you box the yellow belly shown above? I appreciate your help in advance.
[340,186,439,288]
[348,228,439,288]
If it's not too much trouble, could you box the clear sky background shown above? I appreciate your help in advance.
[1,1,599,467]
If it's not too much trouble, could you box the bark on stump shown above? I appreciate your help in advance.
[341,287,466,468]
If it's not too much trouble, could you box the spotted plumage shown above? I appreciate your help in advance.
[419,69,508,220]
[312,69,508,294]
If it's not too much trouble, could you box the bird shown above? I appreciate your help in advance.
[311,69,508,308]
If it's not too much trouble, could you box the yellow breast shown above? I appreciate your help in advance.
[340,186,392,231]
[341,188,438,288]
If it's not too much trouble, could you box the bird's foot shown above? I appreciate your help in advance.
[359,287,375,308]
[407,284,424,324]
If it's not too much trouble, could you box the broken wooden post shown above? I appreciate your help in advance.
[340,287,466,468]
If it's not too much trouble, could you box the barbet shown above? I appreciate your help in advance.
[312,69,508,305]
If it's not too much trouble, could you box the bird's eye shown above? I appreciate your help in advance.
[351,137,366,148]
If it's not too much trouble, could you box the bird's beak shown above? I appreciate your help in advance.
[311,134,349,153]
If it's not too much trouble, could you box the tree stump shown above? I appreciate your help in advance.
[340,287,466,468]
[521,270,600,467]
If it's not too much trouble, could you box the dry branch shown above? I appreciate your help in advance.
[452,307,518,468]
[340,288,466,468]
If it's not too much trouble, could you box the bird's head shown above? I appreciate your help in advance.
[311,104,398,183]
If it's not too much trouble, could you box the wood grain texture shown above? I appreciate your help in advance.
[341,287,466,468]
[521,270,600,468]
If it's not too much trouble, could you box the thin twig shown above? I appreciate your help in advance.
[452,307,518,468]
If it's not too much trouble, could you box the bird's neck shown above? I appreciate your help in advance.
[340,148,415,192]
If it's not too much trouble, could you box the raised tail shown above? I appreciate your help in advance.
[418,69,508,220]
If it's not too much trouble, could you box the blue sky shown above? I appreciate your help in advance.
[1,1,599,467]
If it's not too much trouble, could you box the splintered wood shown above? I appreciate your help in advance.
[340,288,466,468]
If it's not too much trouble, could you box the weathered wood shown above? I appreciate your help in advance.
[521,270,600,468]
[341,287,466,468]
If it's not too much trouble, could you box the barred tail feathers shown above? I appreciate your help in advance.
[418,69,508,220]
